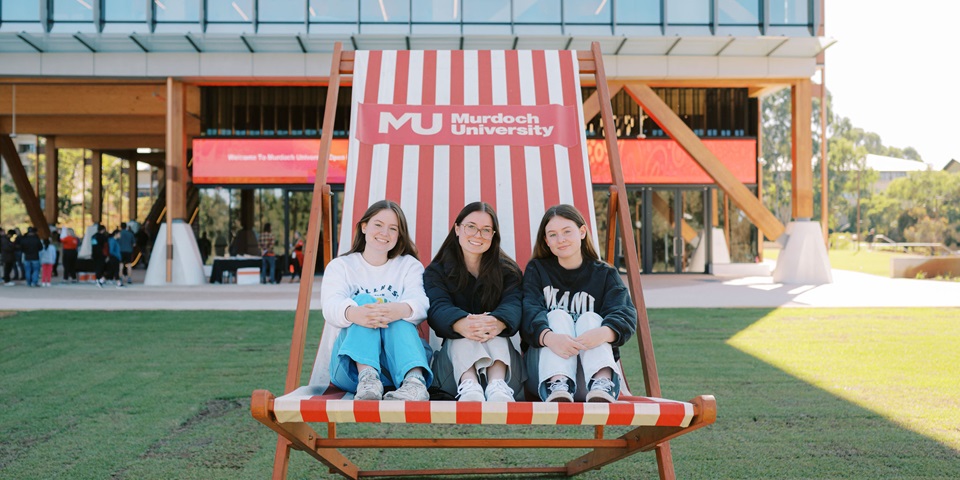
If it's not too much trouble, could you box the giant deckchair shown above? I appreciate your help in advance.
[251,42,716,479]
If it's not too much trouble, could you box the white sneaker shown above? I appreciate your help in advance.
[585,377,617,403]
[3,282,13,286]
[456,379,485,402]
[545,378,573,402]
[484,379,515,402]
[354,368,383,400]
[383,376,429,401]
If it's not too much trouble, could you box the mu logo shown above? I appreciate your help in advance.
[378,112,443,135]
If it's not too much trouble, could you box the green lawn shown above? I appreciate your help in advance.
[764,246,915,277]
[2,309,958,479]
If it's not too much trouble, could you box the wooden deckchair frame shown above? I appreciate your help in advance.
[251,41,716,479]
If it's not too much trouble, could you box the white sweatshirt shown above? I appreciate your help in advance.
[309,252,429,387]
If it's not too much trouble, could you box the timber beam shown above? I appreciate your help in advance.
[623,83,786,242]
[0,134,51,239]
[791,80,814,219]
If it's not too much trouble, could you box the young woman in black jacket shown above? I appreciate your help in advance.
[424,202,523,402]
[521,204,637,403]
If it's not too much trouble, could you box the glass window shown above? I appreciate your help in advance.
[564,0,611,24]
[208,0,253,22]
[462,0,509,23]
[412,0,459,23]
[667,0,709,25]
[718,0,758,24]
[513,0,560,24]
[259,0,304,22]
[2,1,40,21]
[155,0,200,22]
[617,0,660,24]
[769,0,808,25]
[104,0,147,22]
[360,0,409,23]
[309,0,358,22]
[53,0,94,21]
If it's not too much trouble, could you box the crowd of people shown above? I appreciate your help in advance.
[317,200,636,404]
[0,222,146,288]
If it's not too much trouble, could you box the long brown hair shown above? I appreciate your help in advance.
[346,200,419,260]
[531,204,600,262]
[432,202,521,311]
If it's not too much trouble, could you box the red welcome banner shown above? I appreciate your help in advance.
[588,138,757,185]
[192,138,348,185]
[355,103,580,147]
[191,137,754,186]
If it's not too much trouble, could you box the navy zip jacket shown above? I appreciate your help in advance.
[424,257,523,339]
[520,256,637,361]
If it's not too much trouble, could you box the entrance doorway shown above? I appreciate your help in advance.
[640,187,710,274]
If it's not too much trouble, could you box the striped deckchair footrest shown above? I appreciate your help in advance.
[273,386,694,427]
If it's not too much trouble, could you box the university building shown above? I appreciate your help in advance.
[0,0,831,282]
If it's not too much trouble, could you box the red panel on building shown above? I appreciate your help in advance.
[192,137,755,186]
[587,138,757,185]
[192,138,349,185]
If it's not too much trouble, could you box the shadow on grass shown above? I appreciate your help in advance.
[0,309,957,479]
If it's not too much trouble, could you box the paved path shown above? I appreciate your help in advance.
[3,264,959,310]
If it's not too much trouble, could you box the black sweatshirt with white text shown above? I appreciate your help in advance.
[520,256,637,361]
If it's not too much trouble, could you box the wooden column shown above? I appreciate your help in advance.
[0,135,50,239]
[791,79,814,220]
[91,150,103,224]
[820,67,829,243]
[166,77,187,282]
[624,83,786,241]
[44,136,58,226]
[129,159,138,222]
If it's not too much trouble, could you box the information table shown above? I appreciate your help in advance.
[209,257,262,284]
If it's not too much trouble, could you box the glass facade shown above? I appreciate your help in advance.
[0,0,816,33]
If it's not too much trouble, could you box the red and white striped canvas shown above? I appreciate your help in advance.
[339,50,598,268]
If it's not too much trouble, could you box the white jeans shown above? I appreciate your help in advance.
[537,310,621,399]
[446,335,514,383]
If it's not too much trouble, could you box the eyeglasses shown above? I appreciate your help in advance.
[460,222,495,240]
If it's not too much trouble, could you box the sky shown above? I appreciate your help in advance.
[826,0,959,169]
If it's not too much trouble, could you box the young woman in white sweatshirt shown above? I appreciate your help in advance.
[316,200,432,401]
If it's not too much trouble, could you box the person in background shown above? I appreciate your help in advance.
[259,223,277,284]
[135,221,150,268]
[198,231,212,265]
[424,202,524,402]
[92,224,109,287]
[39,238,57,287]
[106,229,124,288]
[1,228,15,285]
[12,227,24,281]
[118,222,135,284]
[18,227,43,288]
[520,204,637,403]
[60,227,79,283]
[50,229,61,278]
[289,231,305,282]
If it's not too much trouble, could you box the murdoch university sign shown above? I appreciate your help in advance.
[355,103,581,147]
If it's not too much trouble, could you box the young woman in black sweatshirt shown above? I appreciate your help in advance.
[521,204,637,402]
[425,202,523,402]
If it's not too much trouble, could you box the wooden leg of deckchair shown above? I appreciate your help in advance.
[566,395,716,476]
[272,436,292,480]
[654,443,676,480]
[252,390,360,479]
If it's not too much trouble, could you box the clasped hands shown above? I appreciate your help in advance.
[346,302,412,329]
[453,314,506,343]
[543,326,615,359]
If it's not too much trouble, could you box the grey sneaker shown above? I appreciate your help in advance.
[484,379,515,402]
[585,377,617,403]
[354,368,383,400]
[545,378,573,402]
[456,379,485,402]
[383,376,429,401]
